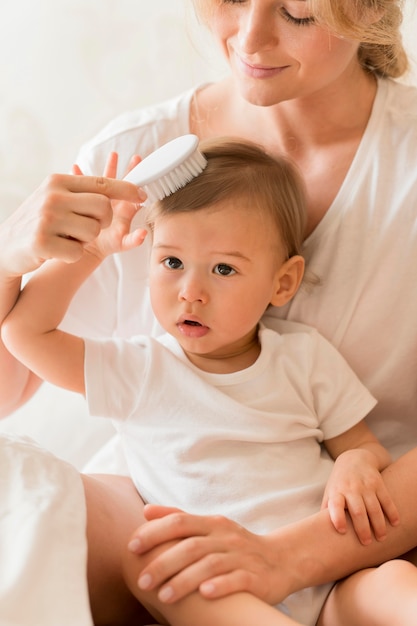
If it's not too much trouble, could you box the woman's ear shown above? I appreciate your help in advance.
[270,255,305,307]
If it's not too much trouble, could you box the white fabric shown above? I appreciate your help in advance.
[0,434,91,626]
[270,77,417,461]
[13,76,410,626]
[70,78,417,464]
[84,325,376,625]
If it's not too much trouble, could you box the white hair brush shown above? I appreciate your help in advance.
[123,134,207,203]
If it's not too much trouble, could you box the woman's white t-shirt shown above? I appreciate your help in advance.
[67,78,417,460]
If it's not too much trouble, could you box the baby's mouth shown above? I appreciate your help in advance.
[177,317,209,338]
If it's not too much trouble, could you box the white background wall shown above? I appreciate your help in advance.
[0,0,416,224]
[0,1,227,221]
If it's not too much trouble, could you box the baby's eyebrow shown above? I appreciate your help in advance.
[212,250,252,262]
[152,243,180,250]
[213,250,250,261]
[153,243,251,262]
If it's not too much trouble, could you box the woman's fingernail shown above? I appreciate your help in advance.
[201,581,215,596]
[128,538,141,552]
[159,586,174,602]
[138,573,152,589]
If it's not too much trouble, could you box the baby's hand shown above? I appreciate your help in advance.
[321,449,400,545]
[73,152,147,260]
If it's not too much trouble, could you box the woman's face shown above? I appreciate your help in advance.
[205,0,363,106]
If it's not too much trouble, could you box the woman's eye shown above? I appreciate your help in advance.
[213,264,236,276]
[281,8,315,26]
[163,257,183,270]
[221,2,314,25]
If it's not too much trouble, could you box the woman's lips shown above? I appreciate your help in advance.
[236,54,289,79]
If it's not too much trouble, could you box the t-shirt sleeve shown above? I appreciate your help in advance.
[309,331,377,440]
[84,336,150,420]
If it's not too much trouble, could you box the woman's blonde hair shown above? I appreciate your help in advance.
[146,138,307,261]
[192,0,408,78]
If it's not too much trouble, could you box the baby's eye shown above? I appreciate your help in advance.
[213,264,236,277]
[163,257,183,270]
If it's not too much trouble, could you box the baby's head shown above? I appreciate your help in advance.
[146,137,307,264]
[147,139,309,365]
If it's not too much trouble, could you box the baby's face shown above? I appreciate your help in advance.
[149,199,285,369]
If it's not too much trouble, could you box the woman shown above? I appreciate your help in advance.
[1,1,417,624]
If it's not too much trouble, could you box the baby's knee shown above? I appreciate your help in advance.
[372,558,416,584]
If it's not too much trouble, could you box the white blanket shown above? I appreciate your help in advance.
[0,434,93,626]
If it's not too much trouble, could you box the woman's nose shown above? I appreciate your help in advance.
[237,2,279,54]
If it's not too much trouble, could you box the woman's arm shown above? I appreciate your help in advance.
[0,271,42,416]
[2,254,101,394]
[0,164,144,414]
[126,447,417,607]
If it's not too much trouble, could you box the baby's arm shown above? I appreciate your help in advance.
[323,420,400,545]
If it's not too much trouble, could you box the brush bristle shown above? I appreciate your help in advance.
[144,150,207,203]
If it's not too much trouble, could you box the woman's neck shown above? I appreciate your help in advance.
[192,66,377,153]
[191,68,378,235]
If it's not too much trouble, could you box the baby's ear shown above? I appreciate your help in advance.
[270,255,305,307]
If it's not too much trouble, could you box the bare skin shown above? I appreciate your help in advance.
[83,475,303,626]
[0,167,143,417]
[123,449,417,606]
[120,4,417,610]
[190,70,376,238]
[0,2,376,422]
[124,552,307,626]
[1,1,417,623]
[79,449,417,625]
[82,474,155,626]
[317,559,417,626]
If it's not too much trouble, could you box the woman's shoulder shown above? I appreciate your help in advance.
[76,85,203,175]
[382,78,417,125]
[373,78,417,163]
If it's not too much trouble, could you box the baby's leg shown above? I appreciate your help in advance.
[83,475,300,626]
[82,473,156,626]
[160,593,303,626]
[122,543,303,626]
[317,559,417,626]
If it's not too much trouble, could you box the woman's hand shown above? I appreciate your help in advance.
[72,153,148,260]
[0,153,145,278]
[127,505,291,606]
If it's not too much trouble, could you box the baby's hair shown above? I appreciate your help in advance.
[146,138,307,262]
